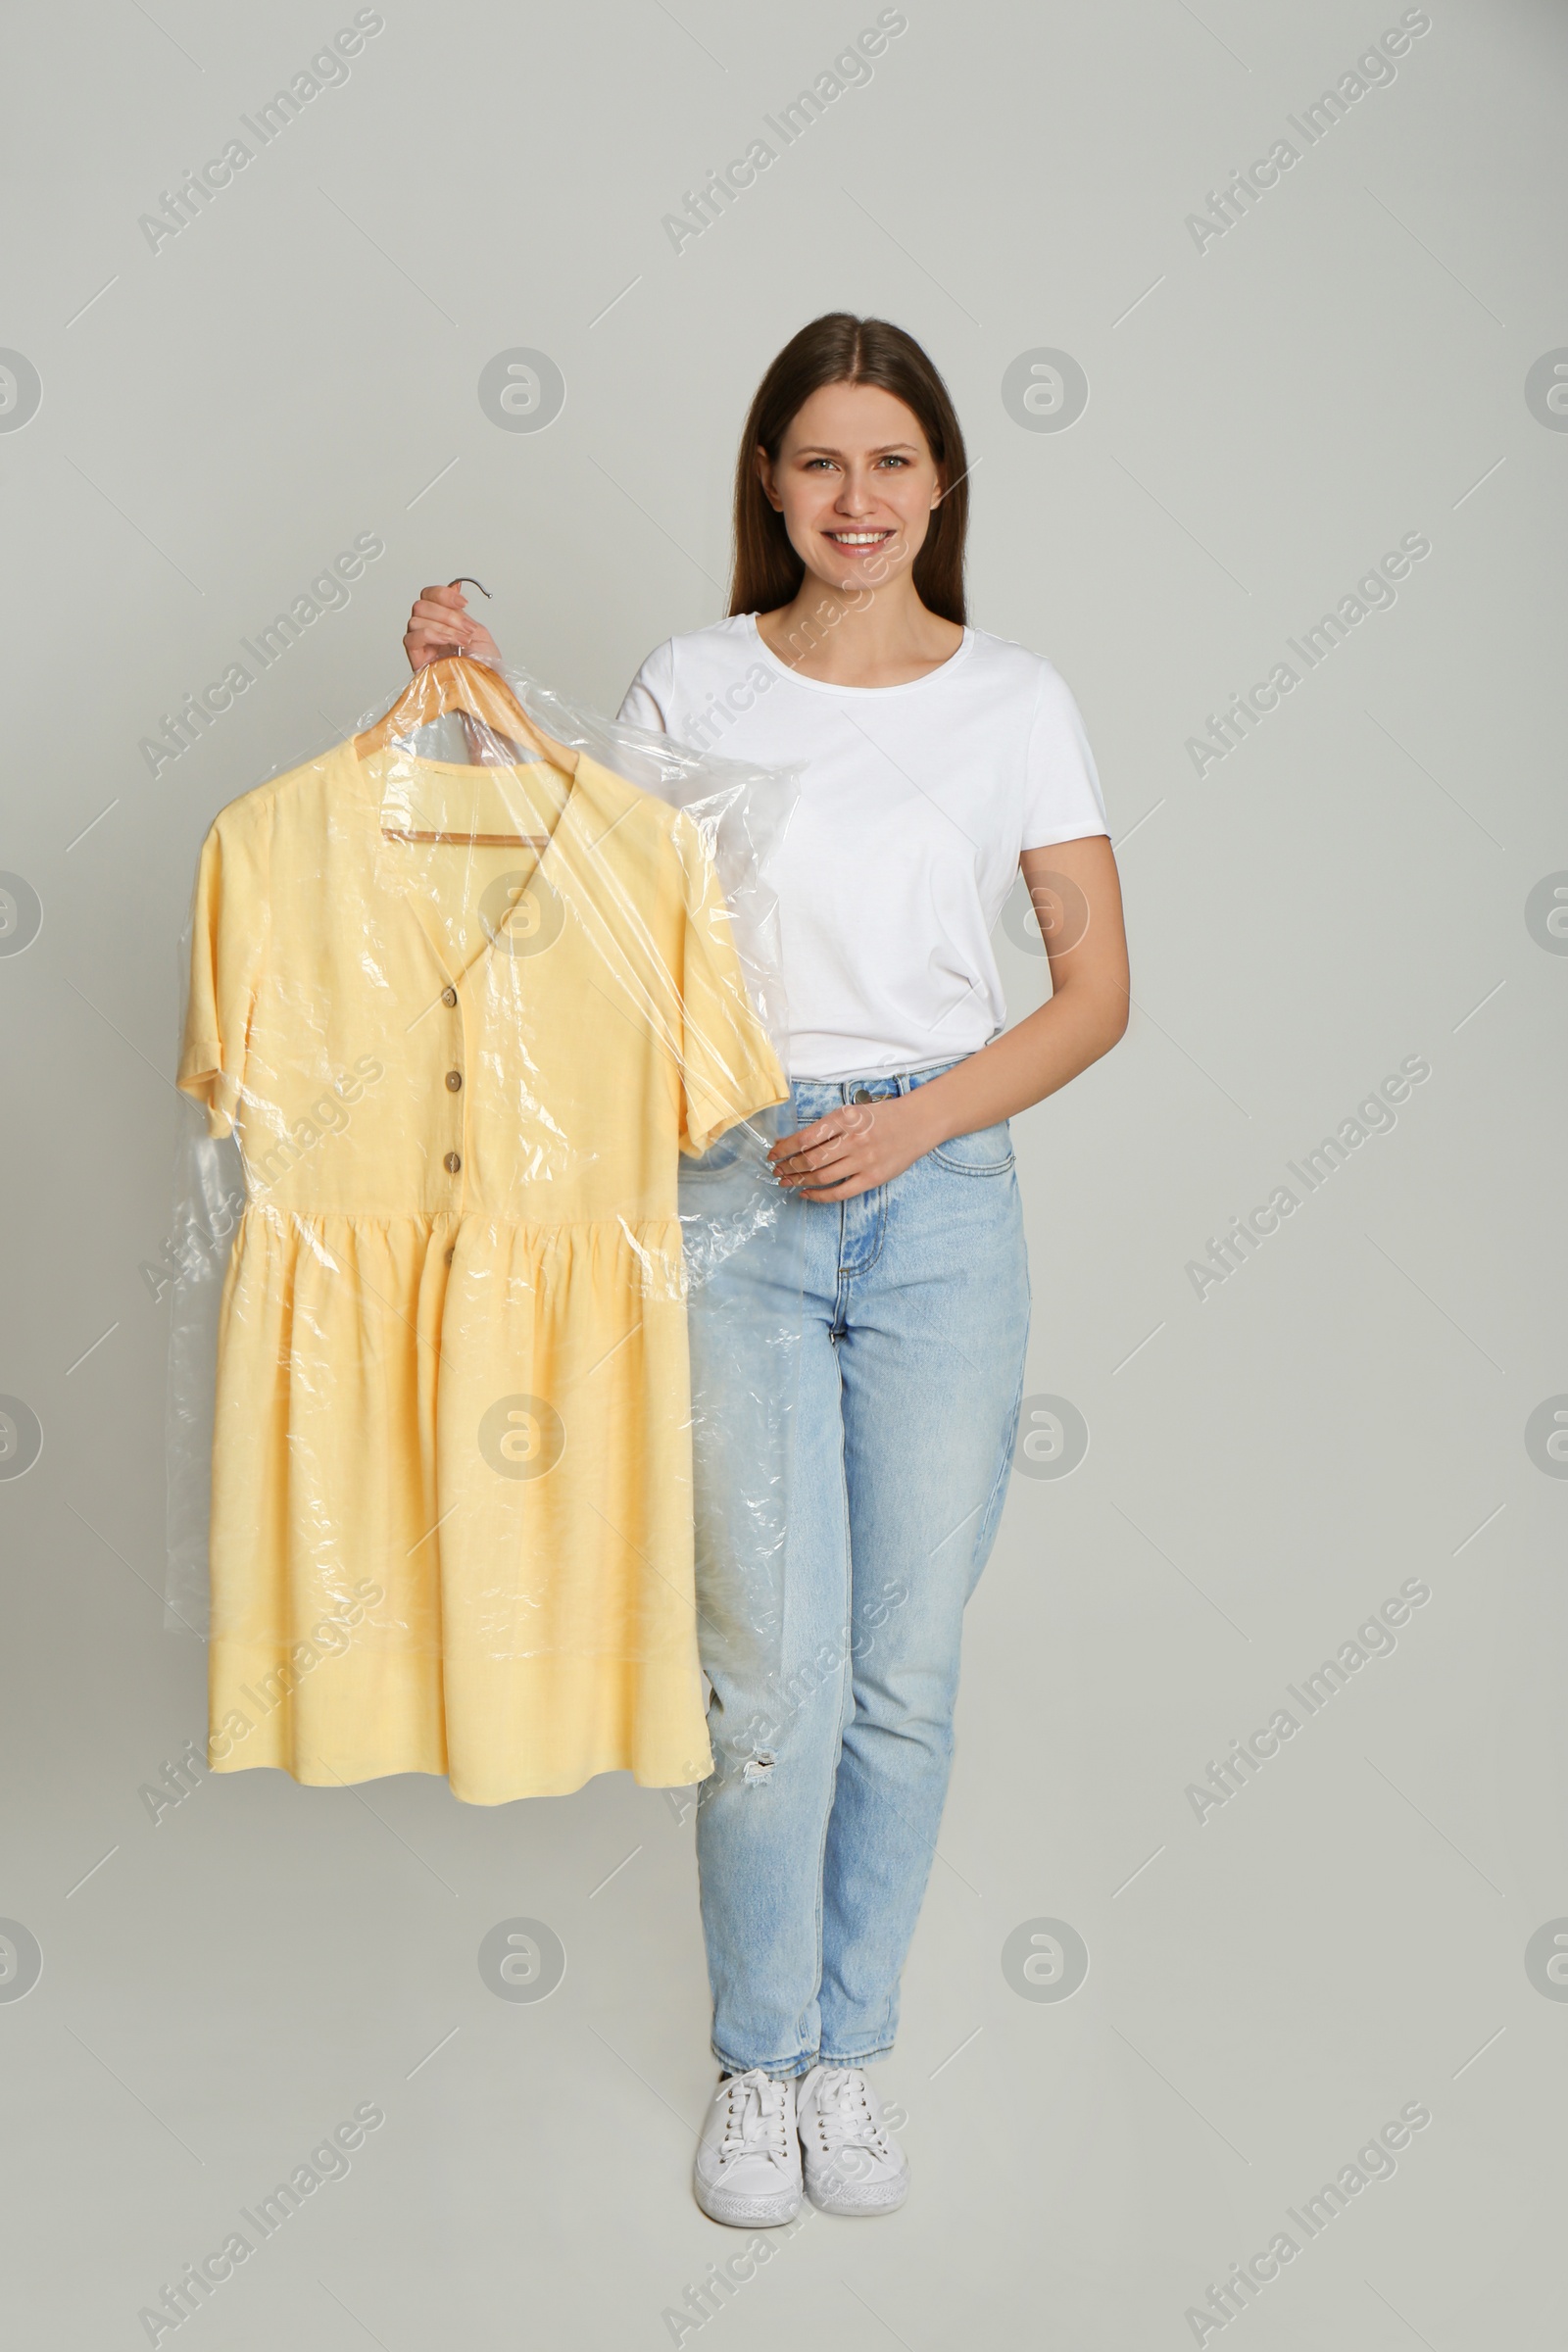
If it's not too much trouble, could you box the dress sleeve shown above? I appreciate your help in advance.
[176,796,269,1140]
[672,813,789,1157]
[1021,662,1110,850]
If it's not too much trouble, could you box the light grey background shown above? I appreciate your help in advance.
[2,1,1565,2344]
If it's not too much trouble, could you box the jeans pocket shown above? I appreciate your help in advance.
[930,1118,1014,1175]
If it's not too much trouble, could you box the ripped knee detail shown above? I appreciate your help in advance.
[741,1751,776,1787]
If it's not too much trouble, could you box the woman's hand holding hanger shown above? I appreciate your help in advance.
[403,581,503,673]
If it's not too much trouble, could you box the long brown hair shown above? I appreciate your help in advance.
[729,314,968,625]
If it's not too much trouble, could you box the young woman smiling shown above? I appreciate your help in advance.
[402,313,1130,2224]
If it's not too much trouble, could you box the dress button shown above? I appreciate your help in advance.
[852,1088,874,1103]
[445,1069,463,1091]
[444,1246,455,1265]
[441,986,458,1007]
[444,1151,462,1174]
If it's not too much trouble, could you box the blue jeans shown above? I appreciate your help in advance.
[687,1062,1031,2077]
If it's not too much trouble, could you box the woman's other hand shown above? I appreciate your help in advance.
[768,1094,936,1203]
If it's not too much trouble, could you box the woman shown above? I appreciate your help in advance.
[402,313,1129,2225]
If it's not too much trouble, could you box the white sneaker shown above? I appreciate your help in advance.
[692,2070,803,2228]
[796,2064,909,2215]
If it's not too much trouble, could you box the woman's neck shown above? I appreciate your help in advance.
[754,576,963,688]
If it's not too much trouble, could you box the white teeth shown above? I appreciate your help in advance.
[831,531,888,544]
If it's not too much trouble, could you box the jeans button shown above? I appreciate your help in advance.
[852,1088,873,1103]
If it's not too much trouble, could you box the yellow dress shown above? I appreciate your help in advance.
[177,738,787,1803]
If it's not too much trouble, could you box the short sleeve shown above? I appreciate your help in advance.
[672,814,788,1157]
[1021,663,1109,850]
[176,797,269,1140]
[616,639,677,736]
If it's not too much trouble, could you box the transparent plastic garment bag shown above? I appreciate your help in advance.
[164,654,805,1805]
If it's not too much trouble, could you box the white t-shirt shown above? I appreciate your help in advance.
[618,612,1108,1083]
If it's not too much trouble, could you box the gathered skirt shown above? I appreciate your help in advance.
[205,1206,714,1803]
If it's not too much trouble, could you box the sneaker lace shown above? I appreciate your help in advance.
[811,2067,891,2158]
[718,2070,792,2165]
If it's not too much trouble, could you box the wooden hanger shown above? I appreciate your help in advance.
[355,582,580,846]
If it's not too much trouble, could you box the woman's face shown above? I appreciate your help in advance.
[758,380,944,599]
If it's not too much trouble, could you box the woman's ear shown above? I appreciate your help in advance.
[755,443,783,513]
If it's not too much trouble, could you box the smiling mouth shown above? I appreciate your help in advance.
[825,529,896,549]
